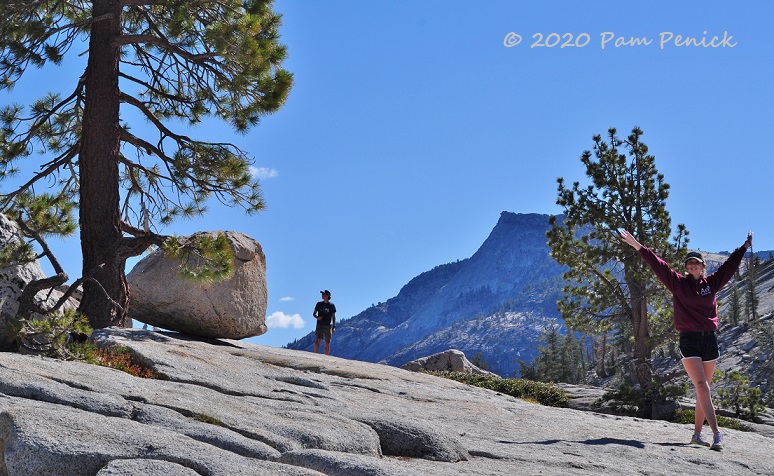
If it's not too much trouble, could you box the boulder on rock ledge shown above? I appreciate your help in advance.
[401,349,495,375]
[127,231,267,339]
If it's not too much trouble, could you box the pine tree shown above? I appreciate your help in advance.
[593,334,609,378]
[717,370,765,420]
[729,285,742,326]
[0,1,292,329]
[559,332,585,384]
[470,352,489,371]
[547,127,689,414]
[529,324,562,382]
[523,327,588,384]
[745,256,760,322]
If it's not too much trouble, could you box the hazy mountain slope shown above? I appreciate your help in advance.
[385,310,561,377]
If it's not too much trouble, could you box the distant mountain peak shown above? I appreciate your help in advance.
[287,212,566,376]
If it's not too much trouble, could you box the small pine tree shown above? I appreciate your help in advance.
[717,370,765,420]
[536,325,563,382]
[745,256,760,322]
[469,352,489,371]
[559,332,585,384]
[520,325,561,382]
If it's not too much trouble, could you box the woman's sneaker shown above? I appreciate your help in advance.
[690,432,710,447]
[710,432,724,451]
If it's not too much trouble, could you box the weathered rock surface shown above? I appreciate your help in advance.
[400,349,494,375]
[1,327,773,475]
[127,231,268,339]
[96,459,201,476]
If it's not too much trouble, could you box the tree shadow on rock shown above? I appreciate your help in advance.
[504,438,646,449]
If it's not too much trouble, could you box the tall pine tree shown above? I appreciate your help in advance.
[0,1,292,330]
[547,127,688,415]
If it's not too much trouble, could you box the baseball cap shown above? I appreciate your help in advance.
[320,290,331,297]
[684,252,705,265]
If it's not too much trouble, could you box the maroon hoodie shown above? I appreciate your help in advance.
[638,245,748,332]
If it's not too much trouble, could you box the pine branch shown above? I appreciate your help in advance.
[114,34,219,63]
[13,216,69,318]
[0,149,78,210]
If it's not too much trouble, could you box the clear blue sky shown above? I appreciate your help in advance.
[3,1,772,348]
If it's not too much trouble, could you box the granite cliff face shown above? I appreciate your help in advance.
[287,212,566,376]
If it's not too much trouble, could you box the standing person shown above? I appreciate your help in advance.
[620,229,753,451]
[313,290,336,355]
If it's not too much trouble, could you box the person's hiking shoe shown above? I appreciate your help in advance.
[710,432,724,451]
[690,432,711,447]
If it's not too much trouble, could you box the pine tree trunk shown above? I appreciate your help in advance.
[595,334,608,378]
[628,276,654,418]
[77,1,128,328]
[632,294,652,386]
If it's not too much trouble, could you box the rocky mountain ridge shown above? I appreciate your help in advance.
[287,212,566,376]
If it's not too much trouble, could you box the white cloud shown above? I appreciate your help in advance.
[266,311,305,329]
[279,296,294,302]
[249,166,279,179]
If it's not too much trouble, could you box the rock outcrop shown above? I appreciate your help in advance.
[127,231,267,339]
[1,327,773,475]
[400,349,494,375]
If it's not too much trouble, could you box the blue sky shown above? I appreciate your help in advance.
[3,1,773,348]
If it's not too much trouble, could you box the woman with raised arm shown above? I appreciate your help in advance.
[619,229,753,451]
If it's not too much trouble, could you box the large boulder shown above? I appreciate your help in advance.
[0,214,79,351]
[127,231,267,339]
[400,349,495,375]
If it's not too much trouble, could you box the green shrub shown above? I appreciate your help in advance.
[11,310,158,379]
[66,341,158,379]
[596,382,688,419]
[11,310,92,358]
[428,371,569,407]
[65,341,102,364]
[671,409,752,432]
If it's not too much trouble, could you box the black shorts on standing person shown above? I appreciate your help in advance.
[679,331,719,362]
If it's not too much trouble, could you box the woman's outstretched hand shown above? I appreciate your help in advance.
[619,229,642,251]
[745,231,754,249]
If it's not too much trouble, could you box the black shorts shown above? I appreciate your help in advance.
[679,331,719,362]
[315,325,332,343]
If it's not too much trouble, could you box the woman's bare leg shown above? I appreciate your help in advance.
[683,357,719,434]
